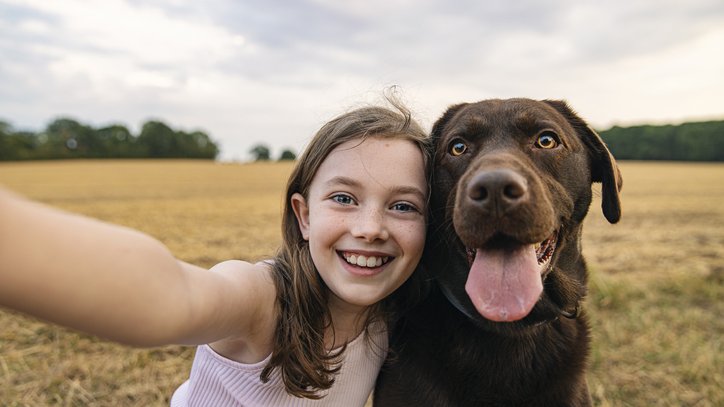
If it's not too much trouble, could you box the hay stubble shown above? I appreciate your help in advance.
[0,160,721,406]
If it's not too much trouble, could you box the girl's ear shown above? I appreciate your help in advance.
[290,193,310,240]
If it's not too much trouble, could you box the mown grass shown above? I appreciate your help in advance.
[583,161,723,406]
[0,160,722,406]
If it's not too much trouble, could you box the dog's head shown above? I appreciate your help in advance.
[426,98,621,333]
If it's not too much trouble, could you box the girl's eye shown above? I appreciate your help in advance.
[391,202,419,213]
[449,139,468,156]
[331,194,355,205]
[535,131,559,149]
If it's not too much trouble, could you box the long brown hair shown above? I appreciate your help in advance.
[260,94,431,398]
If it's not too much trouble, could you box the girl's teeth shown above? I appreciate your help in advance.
[344,253,387,268]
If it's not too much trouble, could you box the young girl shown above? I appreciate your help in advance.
[0,99,431,406]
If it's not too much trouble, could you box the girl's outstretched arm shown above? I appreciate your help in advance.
[0,188,274,348]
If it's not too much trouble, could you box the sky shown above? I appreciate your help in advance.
[1,0,723,161]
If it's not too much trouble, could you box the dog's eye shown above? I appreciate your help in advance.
[449,140,468,156]
[535,132,559,149]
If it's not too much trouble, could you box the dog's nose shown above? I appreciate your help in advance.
[467,170,528,215]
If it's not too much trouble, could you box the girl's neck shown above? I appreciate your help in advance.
[325,296,370,349]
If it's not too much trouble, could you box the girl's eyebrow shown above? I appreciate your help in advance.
[326,176,426,203]
[325,176,359,188]
[392,186,427,204]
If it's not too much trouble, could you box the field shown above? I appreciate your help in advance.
[0,159,722,406]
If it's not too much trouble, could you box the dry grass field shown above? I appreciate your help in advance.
[0,159,722,406]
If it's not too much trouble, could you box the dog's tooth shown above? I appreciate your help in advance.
[348,254,357,264]
[375,257,383,267]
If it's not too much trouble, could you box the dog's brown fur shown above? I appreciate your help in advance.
[375,99,622,406]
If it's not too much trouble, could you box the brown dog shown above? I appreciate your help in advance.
[374,99,622,406]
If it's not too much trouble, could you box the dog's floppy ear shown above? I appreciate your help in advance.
[431,103,468,144]
[543,100,622,224]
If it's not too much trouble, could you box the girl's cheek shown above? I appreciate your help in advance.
[395,222,421,236]
[407,222,426,249]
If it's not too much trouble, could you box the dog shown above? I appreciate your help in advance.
[374,98,622,406]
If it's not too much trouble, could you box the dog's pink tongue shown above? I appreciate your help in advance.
[465,245,543,322]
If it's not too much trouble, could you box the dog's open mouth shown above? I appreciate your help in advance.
[534,235,557,266]
[466,235,557,266]
[464,233,558,322]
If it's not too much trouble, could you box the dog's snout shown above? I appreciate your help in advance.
[467,170,528,215]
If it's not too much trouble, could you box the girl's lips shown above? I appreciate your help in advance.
[338,251,392,277]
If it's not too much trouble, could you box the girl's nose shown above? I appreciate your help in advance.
[351,208,389,242]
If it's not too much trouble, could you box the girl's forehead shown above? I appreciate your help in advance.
[328,136,416,155]
[325,137,421,166]
[313,137,427,191]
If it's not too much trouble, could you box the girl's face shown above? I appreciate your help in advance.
[292,136,427,313]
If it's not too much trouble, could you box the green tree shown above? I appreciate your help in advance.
[599,120,724,161]
[0,118,221,161]
[278,148,296,161]
[0,120,40,161]
[43,117,95,158]
[190,131,220,159]
[137,120,178,158]
[249,144,271,161]
[0,120,11,135]
[175,130,219,159]
[96,124,138,158]
[0,120,10,160]
[136,121,219,159]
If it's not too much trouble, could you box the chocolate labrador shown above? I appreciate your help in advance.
[374,99,622,406]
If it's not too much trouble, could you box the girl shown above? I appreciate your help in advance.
[0,99,431,406]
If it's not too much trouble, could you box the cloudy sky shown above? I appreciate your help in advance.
[1,0,723,160]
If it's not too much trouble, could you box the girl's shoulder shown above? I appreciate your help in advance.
[206,259,278,364]
[208,259,276,289]
[210,259,277,306]
[209,258,270,272]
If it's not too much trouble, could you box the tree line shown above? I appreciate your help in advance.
[598,120,724,161]
[0,118,219,160]
[1,116,722,162]
[248,144,297,161]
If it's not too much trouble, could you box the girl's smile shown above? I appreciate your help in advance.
[339,250,392,276]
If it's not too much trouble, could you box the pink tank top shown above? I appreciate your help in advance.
[170,323,387,407]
